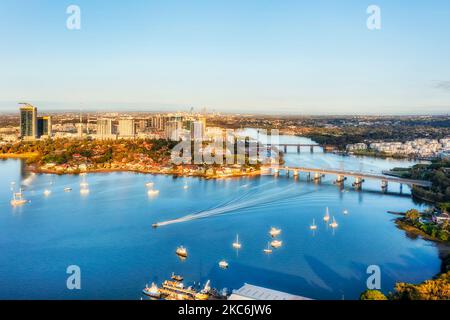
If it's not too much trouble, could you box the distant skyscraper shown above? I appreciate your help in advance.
[118,118,136,137]
[19,104,37,139]
[37,116,52,138]
[96,119,113,139]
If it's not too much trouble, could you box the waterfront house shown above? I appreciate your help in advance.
[432,212,450,224]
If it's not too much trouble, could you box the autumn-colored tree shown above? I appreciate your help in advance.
[360,290,388,300]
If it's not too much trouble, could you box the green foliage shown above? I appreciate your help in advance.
[392,272,450,300]
[360,290,388,300]
[405,209,420,223]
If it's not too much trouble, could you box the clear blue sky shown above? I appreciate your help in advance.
[0,0,449,114]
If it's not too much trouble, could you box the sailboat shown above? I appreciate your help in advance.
[330,216,339,228]
[310,219,317,230]
[219,260,229,269]
[263,242,273,254]
[323,207,330,222]
[232,234,242,249]
[10,188,27,207]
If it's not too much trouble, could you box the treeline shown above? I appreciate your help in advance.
[404,160,450,209]
[301,125,450,150]
[0,138,178,165]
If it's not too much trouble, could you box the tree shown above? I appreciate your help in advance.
[393,272,450,300]
[360,290,388,300]
[405,209,420,223]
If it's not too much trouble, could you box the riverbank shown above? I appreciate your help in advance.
[31,165,262,180]
[395,218,450,268]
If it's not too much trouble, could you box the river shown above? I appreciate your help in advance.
[0,131,441,299]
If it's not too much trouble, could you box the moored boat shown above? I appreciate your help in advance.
[271,240,283,248]
[263,242,273,254]
[171,272,183,282]
[176,246,188,258]
[269,227,282,237]
[323,207,330,222]
[232,234,242,249]
[142,283,161,299]
[330,216,338,228]
[10,189,27,207]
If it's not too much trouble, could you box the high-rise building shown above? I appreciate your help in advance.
[96,119,113,139]
[19,104,37,140]
[37,116,52,138]
[191,120,205,141]
[165,120,183,141]
[118,118,136,137]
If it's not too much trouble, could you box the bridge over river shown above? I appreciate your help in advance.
[264,165,432,191]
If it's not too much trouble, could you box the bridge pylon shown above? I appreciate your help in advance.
[352,177,364,190]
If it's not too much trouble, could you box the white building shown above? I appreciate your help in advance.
[118,118,136,138]
[96,119,115,140]
[165,120,183,141]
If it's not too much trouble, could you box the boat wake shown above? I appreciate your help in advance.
[154,181,318,227]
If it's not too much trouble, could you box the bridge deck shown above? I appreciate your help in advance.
[269,166,432,187]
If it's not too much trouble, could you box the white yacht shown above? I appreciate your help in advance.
[343,209,349,215]
[64,187,72,192]
[147,189,160,196]
[43,189,52,196]
[142,283,161,299]
[232,234,242,249]
[219,260,229,269]
[269,227,282,237]
[145,182,154,188]
[270,240,283,248]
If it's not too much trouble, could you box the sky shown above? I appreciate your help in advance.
[0,0,450,115]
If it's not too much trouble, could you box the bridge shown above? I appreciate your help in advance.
[264,166,432,191]
[258,143,322,153]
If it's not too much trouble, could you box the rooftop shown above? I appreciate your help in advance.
[228,284,312,300]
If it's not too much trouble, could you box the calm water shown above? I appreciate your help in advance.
[0,132,441,300]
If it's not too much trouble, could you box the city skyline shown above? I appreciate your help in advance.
[1,1,450,115]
